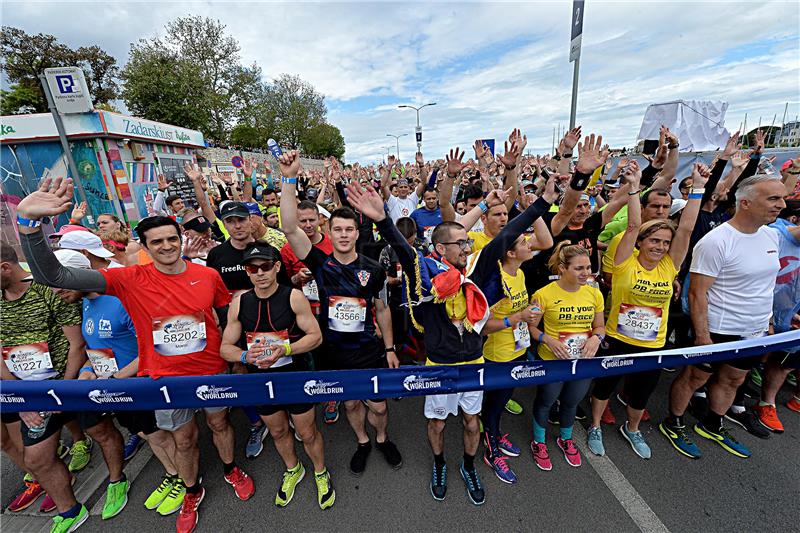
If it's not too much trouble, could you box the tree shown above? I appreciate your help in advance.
[267,74,327,149]
[301,122,345,159]
[120,43,211,132]
[0,84,42,114]
[0,26,119,112]
[230,123,263,149]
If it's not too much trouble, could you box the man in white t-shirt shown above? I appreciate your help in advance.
[660,175,786,460]
[385,178,421,222]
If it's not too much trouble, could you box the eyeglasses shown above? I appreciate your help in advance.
[440,239,473,251]
[244,261,277,273]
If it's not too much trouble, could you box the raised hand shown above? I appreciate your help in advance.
[473,139,487,160]
[183,162,202,183]
[651,126,669,168]
[242,158,256,177]
[754,129,766,154]
[16,176,74,221]
[345,182,386,222]
[416,152,425,166]
[621,160,642,188]
[722,131,742,159]
[562,126,582,153]
[70,201,87,221]
[541,173,559,204]
[497,139,521,169]
[158,173,172,191]
[664,127,680,149]
[277,150,302,179]
[690,162,711,189]
[730,151,748,171]
[445,147,467,177]
[575,133,610,174]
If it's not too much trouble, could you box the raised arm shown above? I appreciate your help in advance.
[277,150,313,260]
[184,162,218,223]
[242,159,256,202]
[414,152,427,198]
[497,129,525,211]
[614,162,643,266]
[669,163,711,268]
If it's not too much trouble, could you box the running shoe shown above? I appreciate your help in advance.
[601,404,616,425]
[68,437,93,473]
[430,462,447,501]
[459,463,485,506]
[556,438,581,467]
[314,469,335,510]
[123,434,143,461]
[749,367,763,388]
[323,401,340,424]
[101,478,130,519]
[145,474,173,510]
[275,463,305,507]
[504,399,523,415]
[57,441,70,460]
[483,451,517,484]
[724,409,770,439]
[693,423,751,458]
[8,479,45,512]
[175,487,205,533]
[349,442,372,475]
[754,404,784,433]
[530,441,552,471]
[587,426,605,456]
[787,396,800,413]
[615,393,651,421]
[376,439,403,469]
[288,418,302,442]
[787,372,797,388]
[575,404,588,421]
[658,421,701,459]
[498,434,520,457]
[245,423,269,459]
[619,422,651,459]
[50,504,88,533]
[156,477,185,516]
[224,467,255,500]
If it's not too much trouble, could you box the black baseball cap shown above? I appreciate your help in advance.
[219,201,250,220]
[182,215,211,233]
[243,243,281,263]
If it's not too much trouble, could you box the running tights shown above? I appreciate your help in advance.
[532,378,592,442]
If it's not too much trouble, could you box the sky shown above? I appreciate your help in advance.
[3,1,799,163]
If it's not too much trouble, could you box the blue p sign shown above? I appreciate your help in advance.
[55,75,75,94]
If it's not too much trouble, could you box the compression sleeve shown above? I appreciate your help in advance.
[19,230,107,292]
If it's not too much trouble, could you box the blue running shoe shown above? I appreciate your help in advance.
[324,401,340,424]
[587,426,605,456]
[659,421,701,459]
[693,423,751,458]
[245,423,269,459]
[497,434,520,457]
[619,422,651,459]
[459,463,485,505]
[483,450,517,484]
[123,434,143,461]
[430,462,447,501]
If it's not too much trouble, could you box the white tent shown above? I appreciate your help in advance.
[637,100,731,152]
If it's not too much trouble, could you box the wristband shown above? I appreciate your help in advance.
[628,190,640,196]
[594,333,605,342]
[788,170,800,175]
[552,155,562,161]
[688,193,703,200]
[503,317,511,328]
[478,201,489,213]
[690,188,706,194]
[80,366,93,375]
[16,214,42,228]
[569,171,592,191]
[385,345,396,353]
[240,351,247,364]
[504,164,516,171]
[285,344,292,356]
[562,152,573,158]
[281,177,298,185]
[538,332,545,344]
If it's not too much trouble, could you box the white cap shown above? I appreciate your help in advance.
[53,249,92,269]
[57,231,114,258]
[670,198,688,217]
[317,205,331,219]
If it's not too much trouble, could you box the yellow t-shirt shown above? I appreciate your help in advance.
[533,282,604,360]
[483,268,530,362]
[468,231,493,253]
[602,231,639,275]
[606,253,677,348]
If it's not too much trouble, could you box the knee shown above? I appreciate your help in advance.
[344,400,361,413]
[23,447,55,474]
[715,371,746,390]
[205,414,230,434]
[428,419,445,434]
[367,401,387,416]
[145,430,169,448]
[686,369,711,390]
[173,429,198,452]
[270,424,290,442]
[463,416,480,435]
[296,425,316,444]
[87,421,119,445]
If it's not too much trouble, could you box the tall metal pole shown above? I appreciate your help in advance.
[779,102,789,146]
[399,103,436,153]
[386,133,408,160]
[569,55,581,129]
[39,74,90,213]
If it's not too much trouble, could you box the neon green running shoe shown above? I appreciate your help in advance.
[102,478,130,519]
[505,399,523,415]
[275,463,305,507]
[144,474,173,510]
[314,469,335,510]
[68,437,93,473]
[50,504,88,533]
[750,368,763,388]
[156,476,185,516]
[23,472,34,482]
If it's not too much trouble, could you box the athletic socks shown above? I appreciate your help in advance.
[532,419,546,443]
[463,453,475,471]
[223,461,236,475]
[703,411,724,432]
[59,502,83,519]
[559,425,573,441]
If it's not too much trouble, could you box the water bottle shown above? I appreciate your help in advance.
[27,412,51,440]
[758,158,780,180]
[267,139,283,159]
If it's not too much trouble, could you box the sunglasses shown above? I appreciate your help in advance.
[244,261,277,273]
[440,239,474,251]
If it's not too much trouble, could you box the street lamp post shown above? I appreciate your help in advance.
[386,133,408,159]
[398,102,436,153]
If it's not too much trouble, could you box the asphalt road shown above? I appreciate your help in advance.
[2,371,798,532]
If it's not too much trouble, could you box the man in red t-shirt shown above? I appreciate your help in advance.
[16,177,254,533]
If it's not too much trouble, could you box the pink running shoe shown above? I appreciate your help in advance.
[556,438,582,467]
[530,441,552,471]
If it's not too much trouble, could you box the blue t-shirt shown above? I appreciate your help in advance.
[770,218,800,341]
[410,206,442,243]
[82,295,139,372]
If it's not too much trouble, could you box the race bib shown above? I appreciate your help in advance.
[396,263,403,279]
[302,280,320,302]
[513,322,531,351]
[559,331,591,359]
[152,312,208,356]
[328,296,367,332]
[2,342,56,380]
[246,330,292,368]
[86,348,119,378]
[617,304,662,341]
[423,226,435,244]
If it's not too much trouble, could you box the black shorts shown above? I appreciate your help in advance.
[317,342,388,371]
[695,333,765,373]
[20,412,76,447]
[2,411,21,424]
[77,410,160,436]
[775,351,800,370]
[249,360,314,418]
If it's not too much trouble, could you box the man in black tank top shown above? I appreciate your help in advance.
[221,244,335,510]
